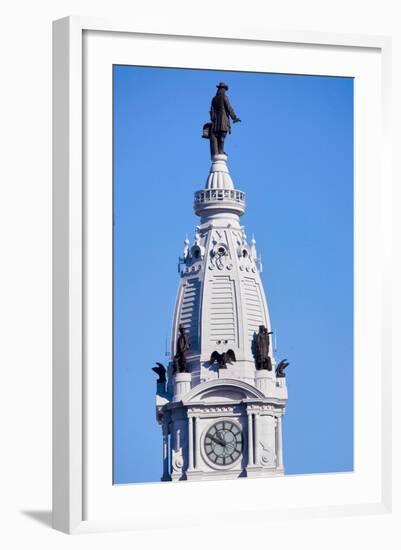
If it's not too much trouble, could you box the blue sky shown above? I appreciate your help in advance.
[113,65,354,484]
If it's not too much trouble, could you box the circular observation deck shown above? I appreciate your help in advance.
[193,187,246,217]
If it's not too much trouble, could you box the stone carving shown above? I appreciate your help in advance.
[152,362,167,383]
[210,242,229,270]
[275,359,290,378]
[210,349,236,369]
[173,324,190,373]
[204,82,241,157]
[203,406,233,413]
[260,442,274,466]
[255,325,273,371]
[173,455,184,471]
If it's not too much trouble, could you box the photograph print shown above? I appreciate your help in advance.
[113,66,353,484]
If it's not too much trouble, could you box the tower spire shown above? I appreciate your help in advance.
[154,82,288,483]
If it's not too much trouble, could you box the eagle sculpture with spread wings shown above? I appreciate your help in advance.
[210,349,237,369]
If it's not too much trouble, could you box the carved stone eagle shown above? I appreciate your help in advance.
[210,349,236,369]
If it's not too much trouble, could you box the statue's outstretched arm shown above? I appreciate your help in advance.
[225,96,240,122]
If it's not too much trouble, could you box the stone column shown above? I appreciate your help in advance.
[276,415,284,470]
[194,416,201,469]
[173,372,192,402]
[247,411,254,466]
[161,420,171,481]
[254,412,260,466]
[254,369,271,395]
[187,416,194,471]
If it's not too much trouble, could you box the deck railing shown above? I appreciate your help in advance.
[194,188,246,205]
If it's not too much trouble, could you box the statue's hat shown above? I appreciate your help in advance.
[216,82,229,90]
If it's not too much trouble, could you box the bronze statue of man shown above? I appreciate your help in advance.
[173,324,190,373]
[209,82,241,156]
[255,325,273,371]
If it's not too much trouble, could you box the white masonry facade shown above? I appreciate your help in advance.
[155,154,288,481]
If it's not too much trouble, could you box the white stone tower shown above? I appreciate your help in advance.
[155,153,288,481]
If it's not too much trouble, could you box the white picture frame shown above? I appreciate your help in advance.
[52,16,392,535]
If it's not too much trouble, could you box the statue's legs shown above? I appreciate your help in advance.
[260,358,272,371]
[210,131,227,156]
[217,132,227,154]
[210,131,219,157]
[179,357,188,373]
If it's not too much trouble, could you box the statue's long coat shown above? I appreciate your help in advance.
[176,332,188,355]
[256,331,269,362]
[210,92,238,133]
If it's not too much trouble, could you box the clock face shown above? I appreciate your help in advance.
[204,420,243,467]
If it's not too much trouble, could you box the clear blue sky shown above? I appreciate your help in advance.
[113,65,354,484]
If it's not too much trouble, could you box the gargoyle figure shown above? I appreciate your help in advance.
[210,349,236,369]
[275,359,289,378]
[152,362,167,383]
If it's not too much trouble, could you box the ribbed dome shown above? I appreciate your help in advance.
[205,154,234,190]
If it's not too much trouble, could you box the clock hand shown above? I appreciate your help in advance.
[207,434,226,446]
[217,432,226,445]
[215,435,227,447]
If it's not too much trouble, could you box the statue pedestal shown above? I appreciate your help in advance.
[276,377,286,389]
[255,369,274,396]
[207,154,233,188]
[173,372,192,402]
